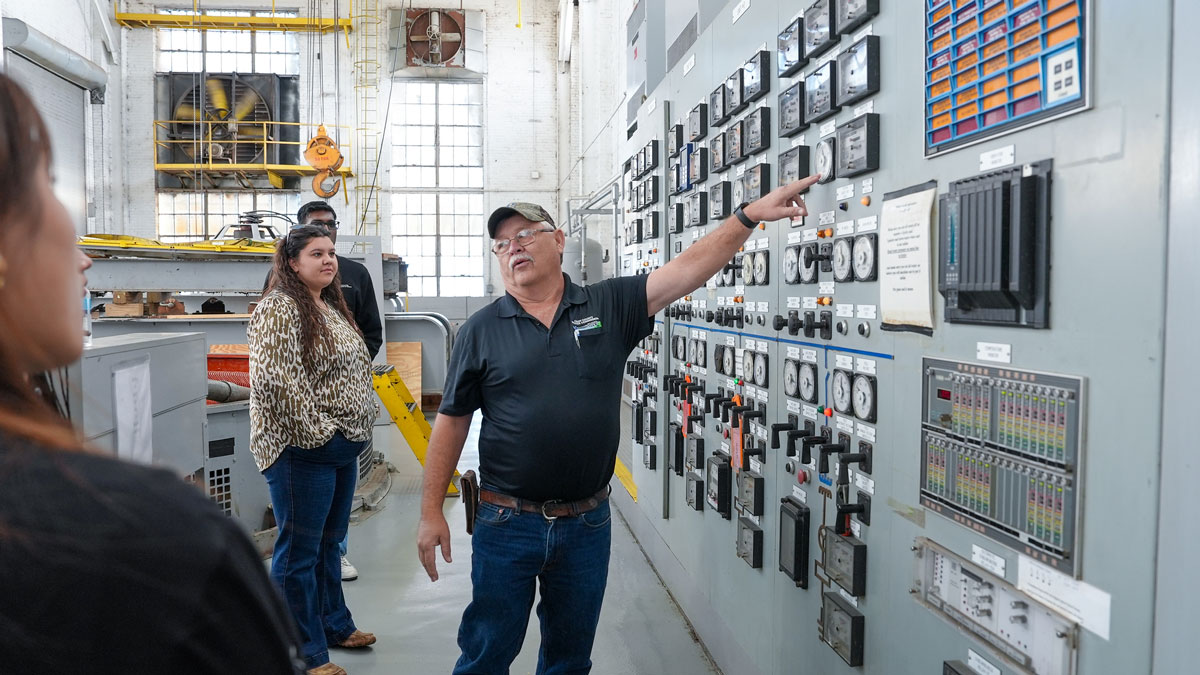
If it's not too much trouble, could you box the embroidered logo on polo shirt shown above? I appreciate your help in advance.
[571,316,603,347]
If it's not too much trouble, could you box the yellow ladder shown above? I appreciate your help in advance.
[372,364,459,496]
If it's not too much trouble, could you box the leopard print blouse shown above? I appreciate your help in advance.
[247,291,378,471]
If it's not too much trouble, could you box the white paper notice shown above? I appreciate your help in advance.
[880,184,937,331]
[1018,555,1112,640]
[112,357,154,465]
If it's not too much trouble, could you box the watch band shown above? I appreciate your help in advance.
[733,202,756,229]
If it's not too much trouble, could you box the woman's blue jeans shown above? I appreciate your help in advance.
[263,432,367,668]
[453,496,613,675]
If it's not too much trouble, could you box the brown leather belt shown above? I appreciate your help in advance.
[479,486,610,520]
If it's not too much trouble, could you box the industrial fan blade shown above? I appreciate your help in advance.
[233,90,260,121]
[206,78,230,117]
[174,104,207,120]
[237,126,268,137]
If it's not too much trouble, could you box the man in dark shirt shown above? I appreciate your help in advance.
[270,201,383,582]
[416,174,821,673]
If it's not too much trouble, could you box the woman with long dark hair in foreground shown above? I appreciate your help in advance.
[0,74,305,672]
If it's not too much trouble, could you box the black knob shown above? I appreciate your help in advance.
[800,433,829,464]
[803,246,830,267]
[734,308,745,329]
[771,422,796,449]
[729,405,753,427]
[858,322,870,337]
[686,415,705,433]
[772,314,788,331]
[704,393,723,414]
[785,427,814,456]
[706,310,715,322]
[837,320,849,335]
[756,315,766,326]
[818,440,849,474]
[715,398,735,421]
[835,499,867,536]
[837,452,870,486]
[803,311,818,338]
[788,311,805,336]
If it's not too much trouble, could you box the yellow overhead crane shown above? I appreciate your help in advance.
[113,2,352,36]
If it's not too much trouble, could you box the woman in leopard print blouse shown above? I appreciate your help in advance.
[249,224,379,675]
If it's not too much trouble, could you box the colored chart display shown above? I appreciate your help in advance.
[925,0,1088,155]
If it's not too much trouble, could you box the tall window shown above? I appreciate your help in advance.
[156,8,301,74]
[157,192,300,242]
[390,80,485,296]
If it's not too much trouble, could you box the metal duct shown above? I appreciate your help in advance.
[2,18,107,101]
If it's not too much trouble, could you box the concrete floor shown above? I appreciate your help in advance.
[325,421,721,675]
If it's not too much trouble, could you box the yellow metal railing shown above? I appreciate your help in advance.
[114,2,351,33]
[153,119,354,183]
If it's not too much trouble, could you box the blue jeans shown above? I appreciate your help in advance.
[453,493,613,675]
[263,432,367,668]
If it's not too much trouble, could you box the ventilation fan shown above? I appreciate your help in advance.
[170,75,273,164]
[406,9,466,67]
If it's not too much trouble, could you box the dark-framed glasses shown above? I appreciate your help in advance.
[307,219,339,229]
[491,227,555,255]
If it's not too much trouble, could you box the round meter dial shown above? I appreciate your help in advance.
[687,339,698,363]
[799,362,818,403]
[674,337,686,360]
[753,251,769,286]
[832,238,853,282]
[741,254,755,285]
[721,264,736,286]
[742,350,756,380]
[800,244,819,283]
[853,234,877,281]
[815,137,836,183]
[695,343,706,368]
[753,353,768,387]
[723,346,735,375]
[852,374,877,422]
[783,359,799,397]
[713,345,725,373]
[784,245,800,284]
[832,369,852,413]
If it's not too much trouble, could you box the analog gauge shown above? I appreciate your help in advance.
[804,0,834,58]
[721,264,736,286]
[741,253,755,285]
[853,234,877,281]
[852,373,877,422]
[780,82,805,137]
[753,250,769,286]
[741,350,755,380]
[804,61,839,123]
[815,137,836,183]
[687,339,698,363]
[709,85,727,127]
[800,244,819,283]
[832,238,853,282]
[733,176,746,207]
[836,36,878,106]
[784,245,801,284]
[837,0,879,35]
[696,343,706,368]
[714,345,725,373]
[832,369,852,413]
[711,133,725,172]
[777,18,805,78]
[727,121,744,164]
[753,353,768,387]
[799,362,818,403]
[723,345,735,375]
[682,199,692,229]
[675,336,687,360]
[784,359,799,397]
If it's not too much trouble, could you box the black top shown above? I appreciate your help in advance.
[440,274,654,501]
[262,255,382,359]
[0,434,305,674]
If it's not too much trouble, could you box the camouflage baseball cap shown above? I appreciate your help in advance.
[487,202,556,238]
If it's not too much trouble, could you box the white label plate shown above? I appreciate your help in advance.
[786,399,801,413]
[971,545,1008,577]
[861,177,873,195]
[802,404,818,420]
[801,349,818,362]
[1018,556,1112,640]
[835,354,854,369]
[836,185,855,201]
[839,586,860,606]
[792,484,807,503]
[977,342,1013,364]
[819,210,837,225]
[750,458,763,473]
[731,0,751,23]
[684,53,697,75]
[836,416,855,433]
[856,423,876,443]
[802,297,818,309]
[757,301,769,313]
[857,215,878,232]
[787,296,801,308]
[979,145,1016,172]
[786,346,800,358]
[853,100,875,118]
[837,303,855,318]
[803,228,819,242]
[787,231,805,244]
[967,650,1002,675]
[854,472,875,495]
[855,358,876,374]
[849,521,862,539]
[819,281,836,295]
[735,284,745,295]
[857,304,877,319]
[836,220,855,236]
[820,120,837,137]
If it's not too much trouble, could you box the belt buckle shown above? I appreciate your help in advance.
[540,500,560,521]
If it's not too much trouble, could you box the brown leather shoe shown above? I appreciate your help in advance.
[337,629,377,648]
[307,663,347,675]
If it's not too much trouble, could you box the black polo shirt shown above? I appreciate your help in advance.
[439,273,654,501]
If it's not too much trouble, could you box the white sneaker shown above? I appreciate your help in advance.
[340,555,359,581]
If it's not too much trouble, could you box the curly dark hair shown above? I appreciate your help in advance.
[265,225,361,367]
